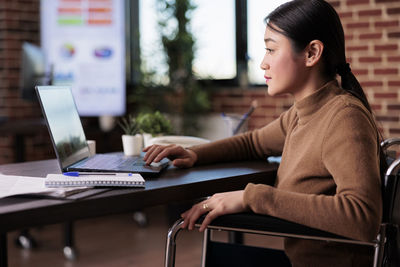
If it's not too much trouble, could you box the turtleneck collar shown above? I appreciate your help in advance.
[294,80,344,125]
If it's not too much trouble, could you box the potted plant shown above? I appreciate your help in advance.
[118,114,143,156]
[136,111,173,147]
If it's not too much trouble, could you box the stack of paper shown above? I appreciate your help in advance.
[0,174,89,199]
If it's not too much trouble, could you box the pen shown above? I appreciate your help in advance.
[232,100,258,135]
[63,172,133,177]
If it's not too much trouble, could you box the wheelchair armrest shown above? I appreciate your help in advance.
[381,138,400,151]
[196,213,349,241]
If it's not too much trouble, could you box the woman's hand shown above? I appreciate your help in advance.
[181,190,248,232]
[143,144,198,168]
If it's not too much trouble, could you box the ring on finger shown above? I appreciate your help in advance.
[202,203,210,211]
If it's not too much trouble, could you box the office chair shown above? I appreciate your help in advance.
[165,138,400,267]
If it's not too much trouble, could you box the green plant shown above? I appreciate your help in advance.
[136,111,173,136]
[156,0,210,135]
[117,114,139,135]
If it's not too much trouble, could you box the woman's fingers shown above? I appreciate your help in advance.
[142,145,159,161]
[199,209,220,232]
[144,145,169,164]
[142,146,151,152]
[181,201,209,230]
[187,205,205,230]
[180,207,196,229]
[153,145,182,162]
[143,145,174,165]
[180,191,247,231]
[143,144,196,168]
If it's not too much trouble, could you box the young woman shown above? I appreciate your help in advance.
[144,0,384,265]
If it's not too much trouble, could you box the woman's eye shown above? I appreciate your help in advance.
[265,48,274,54]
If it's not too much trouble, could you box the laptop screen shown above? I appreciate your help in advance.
[36,86,90,170]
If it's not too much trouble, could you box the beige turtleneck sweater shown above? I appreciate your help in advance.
[191,80,382,266]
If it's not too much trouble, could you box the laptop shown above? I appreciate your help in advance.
[35,86,169,176]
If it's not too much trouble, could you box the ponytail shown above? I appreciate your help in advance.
[336,63,372,113]
[337,63,388,177]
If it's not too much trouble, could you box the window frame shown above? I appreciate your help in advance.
[127,0,265,88]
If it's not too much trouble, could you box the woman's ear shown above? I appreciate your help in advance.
[305,40,324,67]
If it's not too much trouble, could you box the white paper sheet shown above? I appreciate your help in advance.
[0,174,88,199]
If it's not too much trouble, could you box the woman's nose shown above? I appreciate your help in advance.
[260,55,269,70]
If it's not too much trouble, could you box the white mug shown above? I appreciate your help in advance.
[87,140,96,156]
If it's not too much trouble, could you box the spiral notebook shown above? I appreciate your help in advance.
[45,173,145,188]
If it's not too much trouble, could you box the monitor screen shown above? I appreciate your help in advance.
[40,0,126,116]
[19,42,48,101]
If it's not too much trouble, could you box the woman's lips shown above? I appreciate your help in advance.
[264,76,271,82]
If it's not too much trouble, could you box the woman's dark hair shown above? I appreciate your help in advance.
[265,0,387,175]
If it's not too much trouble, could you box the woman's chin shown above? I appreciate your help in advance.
[267,87,277,96]
[267,87,288,97]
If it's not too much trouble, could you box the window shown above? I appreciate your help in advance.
[191,0,236,79]
[139,0,168,84]
[135,0,291,86]
[139,0,235,85]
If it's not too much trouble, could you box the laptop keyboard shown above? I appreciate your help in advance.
[80,154,143,169]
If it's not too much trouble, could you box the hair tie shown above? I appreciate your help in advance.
[336,63,351,76]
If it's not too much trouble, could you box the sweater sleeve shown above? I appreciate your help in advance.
[243,106,382,242]
[190,108,293,165]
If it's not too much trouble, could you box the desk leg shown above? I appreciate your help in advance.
[63,222,77,261]
[15,135,25,163]
[0,233,8,267]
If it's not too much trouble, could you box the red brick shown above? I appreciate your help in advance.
[389,81,400,86]
[360,81,383,87]
[347,45,369,51]
[359,33,382,39]
[375,20,399,28]
[358,9,382,16]
[387,56,400,62]
[347,22,370,29]
[371,104,382,111]
[388,32,400,38]
[226,93,245,98]
[260,104,277,109]
[388,105,400,110]
[339,11,353,18]
[374,68,398,75]
[389,128,400,134]
[387,8,400,15]
[374,93,398,99]
[352,69,369,75]
[249,92,267,98]
[347,0,370,5]
[374,44,398,51]
[376,116,399,122]
[359,57,382,63]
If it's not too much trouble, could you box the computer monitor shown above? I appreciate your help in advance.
[19,42,51,101]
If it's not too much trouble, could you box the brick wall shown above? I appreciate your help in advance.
[0,0,54,164]
[211,0,400,136]
[0,0,399,164]
[0,0,41,118]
